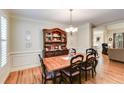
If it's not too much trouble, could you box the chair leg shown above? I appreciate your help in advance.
[59,71,64,84]
[93,68,96,75]
[53,73,56,84]
[92,69,94,78]
[44,79,46,84]
[42,75,44,84]
[79,73,81,84]
[85,71,87,81]
[59,76,62,84]
[69,77,73,84]
[94,68,96,75]
[82,71,85,77]
[94,60,98,75]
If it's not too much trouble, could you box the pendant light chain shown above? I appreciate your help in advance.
[70,9,73,26]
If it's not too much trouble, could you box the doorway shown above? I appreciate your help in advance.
[93,29,104,52]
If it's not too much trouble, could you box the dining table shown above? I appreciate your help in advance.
[43,53,98,83]
[44,54,86,72]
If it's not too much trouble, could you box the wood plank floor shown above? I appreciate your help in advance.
[5,54,124,84]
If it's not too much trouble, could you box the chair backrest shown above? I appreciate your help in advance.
[86,52,95,60]
[38,54,47,77]
[42,50,45,58]
[70,54,84,74]
[69,48,76,54]
[38,54,42,63]
[86,48,93,54]
[85,54,97,68]
[86,48,98,57]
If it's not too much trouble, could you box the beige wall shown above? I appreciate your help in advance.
[66,31,78,49]
[76,23,92,53]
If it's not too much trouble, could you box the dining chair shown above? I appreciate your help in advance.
[61,54,84,84]
[86,48,98,57]
[69,48,76,54]
[86,48,98,74]
[38,54,61,84]
[81,54,98,81]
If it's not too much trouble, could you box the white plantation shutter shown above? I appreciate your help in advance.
[0,16,7,67]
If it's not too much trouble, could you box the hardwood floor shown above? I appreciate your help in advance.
[5,54,124,84]
[5,67,42,84]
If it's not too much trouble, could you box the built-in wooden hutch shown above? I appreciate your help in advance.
[43,28,69,58]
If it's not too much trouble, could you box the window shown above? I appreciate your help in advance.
[0,16,7,67]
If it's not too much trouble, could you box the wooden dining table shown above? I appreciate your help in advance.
[44,54,98,83]
[44,54,86,72]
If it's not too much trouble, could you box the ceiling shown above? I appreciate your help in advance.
[8,9,124,26]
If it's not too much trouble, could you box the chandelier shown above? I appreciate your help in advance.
[65,9,78,35]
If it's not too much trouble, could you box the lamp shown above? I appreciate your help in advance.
[65,9,78,35]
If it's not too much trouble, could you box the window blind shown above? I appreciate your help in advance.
[0,16,7,67]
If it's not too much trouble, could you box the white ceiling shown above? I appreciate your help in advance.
[8,9,124,26]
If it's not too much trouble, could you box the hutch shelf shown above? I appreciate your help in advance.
[43,28,69,58]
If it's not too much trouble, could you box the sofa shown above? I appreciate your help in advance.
[108,48,124,62]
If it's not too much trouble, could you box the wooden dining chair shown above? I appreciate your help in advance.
[86,48,98,57]
[81,54,98,81]
[69,48,76,54]
[38,54,61,84]
[86,52,98,74]
[61,54,84,84]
